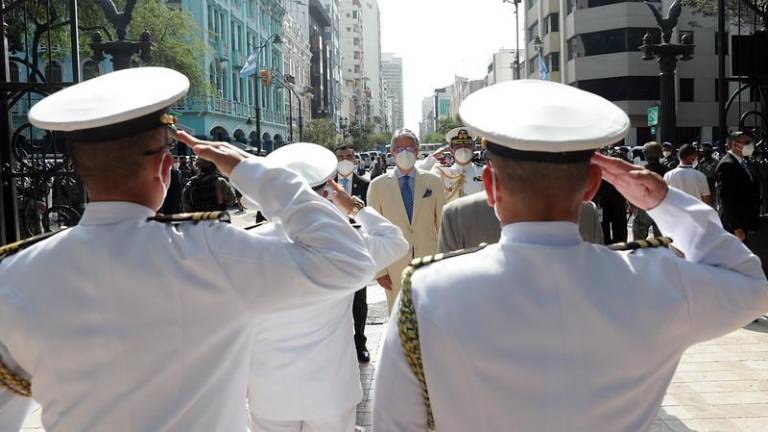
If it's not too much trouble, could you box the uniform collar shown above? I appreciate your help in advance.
[500,221,583,246]
[80,201,156,225]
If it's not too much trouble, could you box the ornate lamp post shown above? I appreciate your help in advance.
[89,0,152,71]
[244,34,282,152]
[640,0,694,146]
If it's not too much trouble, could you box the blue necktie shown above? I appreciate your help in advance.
[400,175,413,223]
[340,177,350,193]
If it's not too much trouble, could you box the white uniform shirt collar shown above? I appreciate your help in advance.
[500,221,583,246]
[79,201,156,225]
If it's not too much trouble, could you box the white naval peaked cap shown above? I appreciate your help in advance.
[444,127,475,145]
[28,67,189,141]
[265,143,337,188]
[459,80,629,161]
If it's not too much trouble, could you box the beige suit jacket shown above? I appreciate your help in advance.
[368,169,446,292]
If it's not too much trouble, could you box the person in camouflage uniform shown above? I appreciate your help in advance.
[696,142,718,207]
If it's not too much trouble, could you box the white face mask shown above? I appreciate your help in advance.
[742,143,755,157]
[337,160,356,176]
[395,151,416,171]
[663,151,672,158]
[454,148,473,164]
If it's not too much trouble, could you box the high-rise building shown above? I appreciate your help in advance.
[420,96,435,138]
[486,48,526,85]
[450,76,486,119]
[524,0,751,146]
[361,0,385,131]
[381,52,404,132]
[319,0,344,128]
[339,0,367,125]
[308,0,332,119]
[433,85,454,132]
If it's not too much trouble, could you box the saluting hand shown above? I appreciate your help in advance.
[592,152,668,211]
[176,131,252,177]
[327,180,355,215]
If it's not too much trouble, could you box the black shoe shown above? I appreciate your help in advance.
[357,346,370,363]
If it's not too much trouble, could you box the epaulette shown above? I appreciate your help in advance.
[408,243,488,269]
[244,220,270,231]
[397,242,488,431]
[609,236,673,251]
[0,229,68,263]
[148,211,231,224]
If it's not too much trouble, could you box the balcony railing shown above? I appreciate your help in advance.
[173,96,286,126]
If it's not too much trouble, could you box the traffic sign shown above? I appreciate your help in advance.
[647,106,659,127]
[651,127,656,135]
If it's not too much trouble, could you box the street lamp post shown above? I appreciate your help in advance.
[89,1,151,71]
[273,71,303,142]
[640,1,694,146]
[502,0,522,80]
[246,34,282,152]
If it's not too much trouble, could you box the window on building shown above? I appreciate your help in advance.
[352,10,358,18]
[83,60,100,80]
[576,76,660,101]
[528,0,537,10]
[45,62,62,82]
[679,78,694,102]
[576,28,660,57]
[354,51,361,60]
[354,65,360,73]
[353,37,360,46]
[544,14,559,34]
[9,61,19,82]
[548,52,560,72]
[567,37,578,60]
[527,22,539,42]
[588,0,659,7]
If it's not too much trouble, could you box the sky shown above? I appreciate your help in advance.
[379,0,524,134]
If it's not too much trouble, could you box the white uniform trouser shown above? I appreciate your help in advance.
[250,406,356,432]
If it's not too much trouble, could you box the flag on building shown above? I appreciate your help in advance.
[240,51,260,78]
[539,54,550,81]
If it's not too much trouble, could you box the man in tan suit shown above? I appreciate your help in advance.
[368,129,447,311]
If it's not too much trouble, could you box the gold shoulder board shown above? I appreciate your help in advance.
[148,211,231,224]
[0,229,68,262]
[398,242,487,431]
[608,236,673,251]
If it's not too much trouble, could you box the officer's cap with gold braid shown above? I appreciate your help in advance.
[28,67,189,142]
[460,80,630,163]
[445,127,476,146]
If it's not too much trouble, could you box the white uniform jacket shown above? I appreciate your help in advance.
[0,158,376,432]
[419,156,484,202]
[248,207,408,421]
[374,188,768,432]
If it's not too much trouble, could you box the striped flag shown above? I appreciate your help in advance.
[539,54,550,81]
[240,51,260,78]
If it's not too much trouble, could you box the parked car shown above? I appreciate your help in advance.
[386,153,395,167]
[359,153,371,170]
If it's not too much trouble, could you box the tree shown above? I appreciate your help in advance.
[681,0,767,24]
[6,0,209,94]
[422,132,444,144]
[304,118,337,149]
[420,116,463,144]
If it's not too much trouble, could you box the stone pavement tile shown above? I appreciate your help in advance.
[687,379,768,393]
[731,417,768,431]
[700,391,768,405]
[665,418,743,431]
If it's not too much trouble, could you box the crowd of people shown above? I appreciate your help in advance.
[1,67,767,432]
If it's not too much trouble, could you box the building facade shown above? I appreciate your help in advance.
[524,0,754,146]
[179,0,288,152]
[339,0,367,125]
[486,48,526,85]
[319,0,344,128]
[283,0,312,141]
[450,76,486,119]
[361,0,385,131]
[382,52,404,132]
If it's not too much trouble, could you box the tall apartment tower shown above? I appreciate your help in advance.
[361,0,385,131]
[524,0,750,146]
[381,52,404,132]
[319,0,344,127]
[339,0,367,124]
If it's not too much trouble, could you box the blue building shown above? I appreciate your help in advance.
[177,0,288,152]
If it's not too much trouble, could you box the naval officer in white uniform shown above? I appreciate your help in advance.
[373,80,768,431]
[0,67,376,431]
[418,127,484,202]
[247,143,408,432]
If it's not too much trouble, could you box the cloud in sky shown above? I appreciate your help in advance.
[379,0,523,133]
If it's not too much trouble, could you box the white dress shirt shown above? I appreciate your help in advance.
[663,164,711,201]
[0,158,376,432]
[374,188,768,432]
[247,207,408,422]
